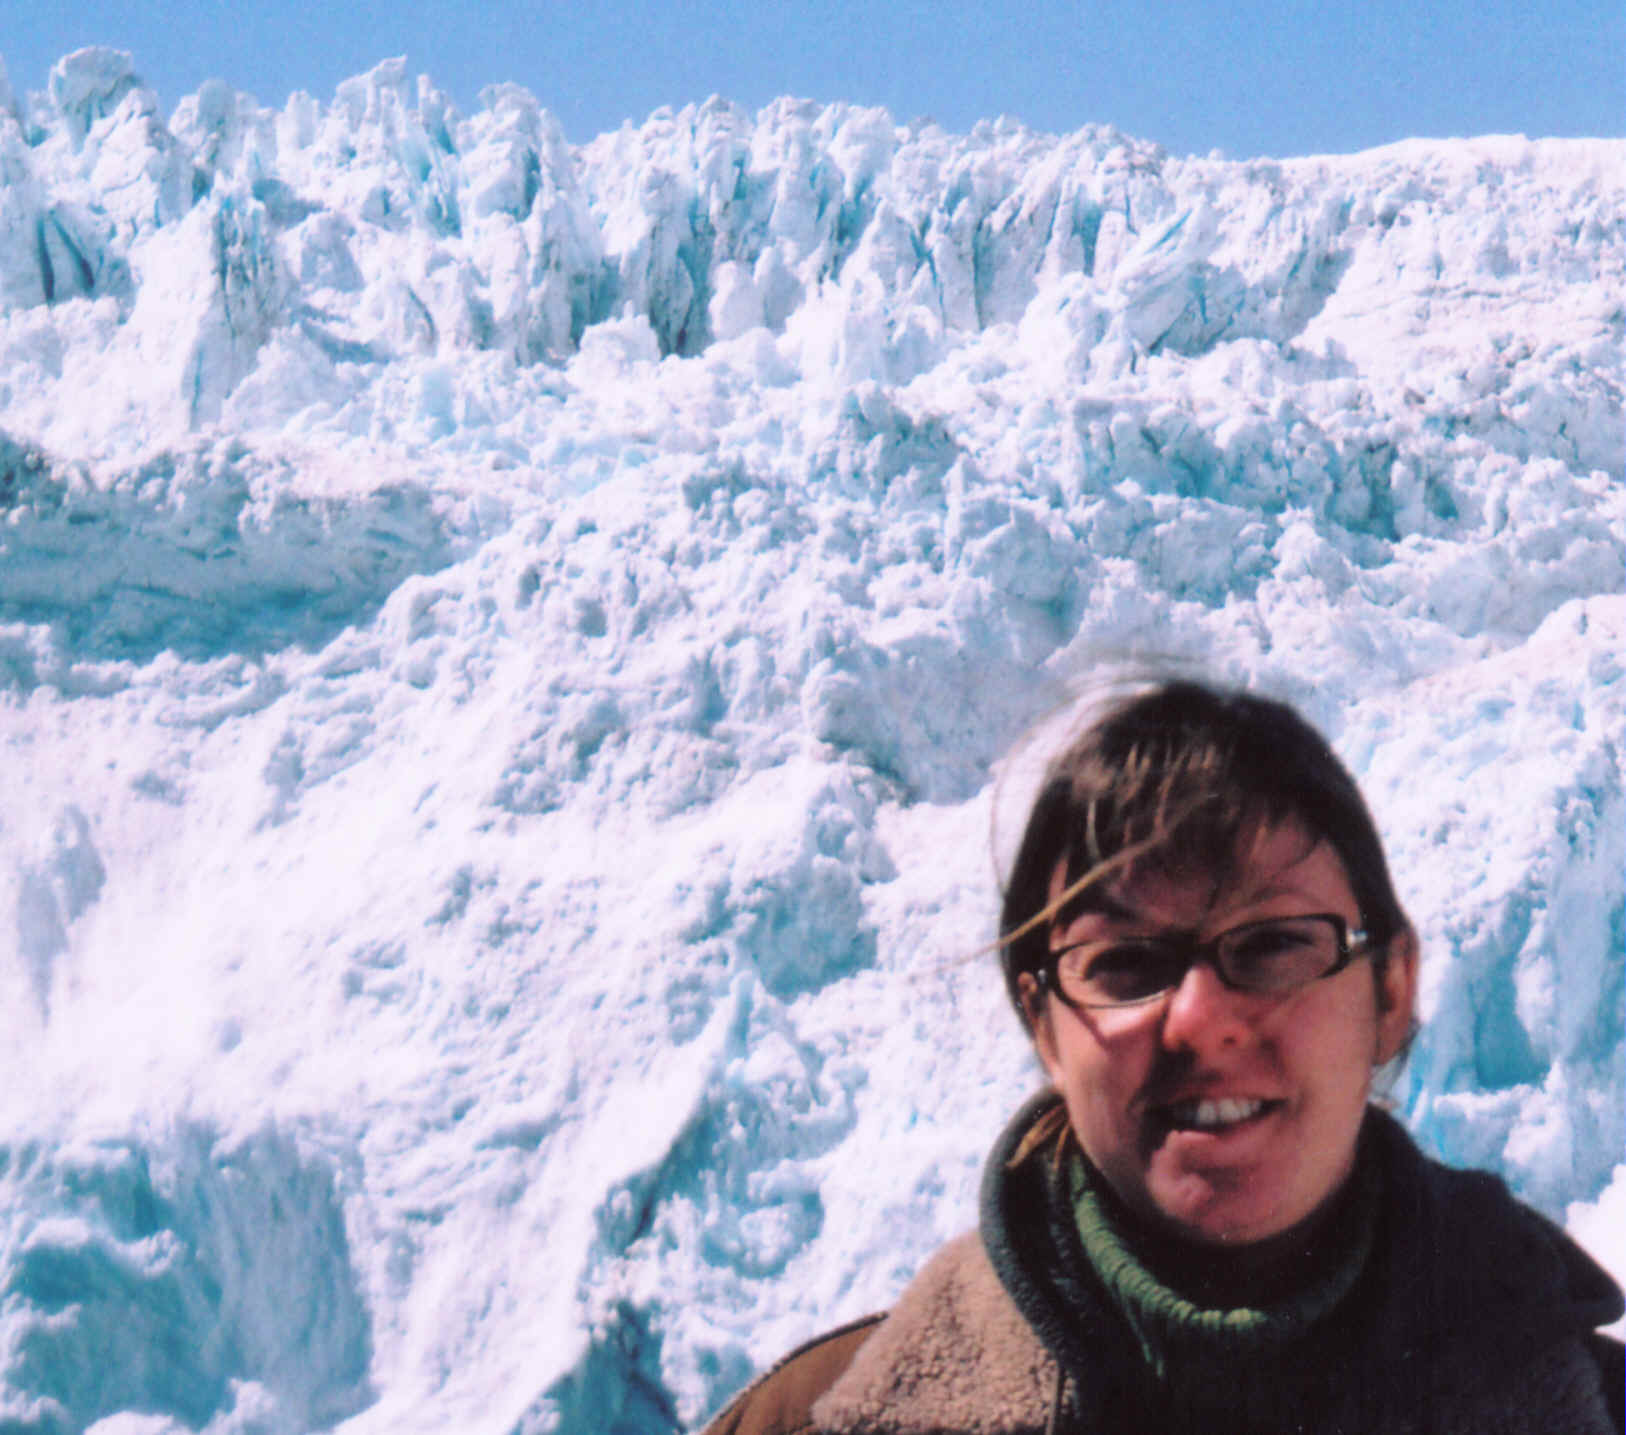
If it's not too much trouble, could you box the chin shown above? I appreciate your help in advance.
[1147,1175,1300,1247]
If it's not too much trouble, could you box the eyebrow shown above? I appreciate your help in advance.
[1060,873,1318,930]
[1060,888,1142,924]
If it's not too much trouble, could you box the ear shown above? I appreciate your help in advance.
[1018,972,1064,1082]
[1373,924,1419,1066]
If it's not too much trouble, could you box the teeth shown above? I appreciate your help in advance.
[1169,1097,1267,1128]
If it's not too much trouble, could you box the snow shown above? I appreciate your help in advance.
[0,45,1620,1434]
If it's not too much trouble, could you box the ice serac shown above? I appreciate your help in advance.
[0,55,1620,1435]
[0,434,477,663]
[0,1122,372,1432]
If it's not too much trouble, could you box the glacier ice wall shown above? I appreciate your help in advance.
[0,46,1620,1434]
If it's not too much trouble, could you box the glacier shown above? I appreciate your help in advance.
[0,44,1620,1435]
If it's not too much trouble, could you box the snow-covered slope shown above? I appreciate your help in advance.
[0,47,1620,1435]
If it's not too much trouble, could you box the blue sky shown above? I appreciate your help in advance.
[2,0,1620,157]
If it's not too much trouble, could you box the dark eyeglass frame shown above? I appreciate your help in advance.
[1036,912,1371,1010]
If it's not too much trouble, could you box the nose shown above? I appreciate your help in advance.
[1158,955,1256,1054]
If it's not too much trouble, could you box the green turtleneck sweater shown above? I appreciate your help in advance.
[1065,1143,1381,1418]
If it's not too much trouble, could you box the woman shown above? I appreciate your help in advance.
[699,680,1623,1434]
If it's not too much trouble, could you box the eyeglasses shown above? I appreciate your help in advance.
[1039,913,1370,1010]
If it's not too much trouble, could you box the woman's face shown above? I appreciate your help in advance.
[1022,820,1416,1247]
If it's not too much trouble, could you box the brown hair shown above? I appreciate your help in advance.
[998,679,1411,1023]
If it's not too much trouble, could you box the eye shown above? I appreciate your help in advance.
[1220,918,1337,986]
[1062,940,1185,1003]
[1229,923,1311,959]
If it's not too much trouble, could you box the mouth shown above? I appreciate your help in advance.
[1156,1096,1282,1133]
